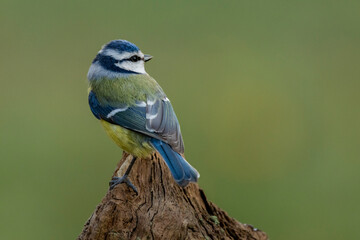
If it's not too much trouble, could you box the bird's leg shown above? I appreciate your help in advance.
[109,156,138,194]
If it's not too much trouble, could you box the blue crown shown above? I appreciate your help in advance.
[104,40,140,53]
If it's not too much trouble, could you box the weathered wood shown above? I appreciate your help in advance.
[78,152,268,240]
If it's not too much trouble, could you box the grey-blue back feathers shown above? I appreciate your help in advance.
[89,91,184,153]
[146,97,184,153]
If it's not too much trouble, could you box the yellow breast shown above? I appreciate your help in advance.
[100,120,154,158]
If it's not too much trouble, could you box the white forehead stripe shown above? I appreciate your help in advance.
[102,49,137,61]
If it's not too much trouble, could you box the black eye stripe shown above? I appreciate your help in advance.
[95,55,139,74]
[127,55,141,62]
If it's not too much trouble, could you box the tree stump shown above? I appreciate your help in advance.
[77,152,268,240]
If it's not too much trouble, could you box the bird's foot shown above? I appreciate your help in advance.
[109,175,138,194]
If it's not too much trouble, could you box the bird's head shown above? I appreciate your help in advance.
[87,39,152,80]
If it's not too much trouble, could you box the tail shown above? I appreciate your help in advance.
[150,139,200,187]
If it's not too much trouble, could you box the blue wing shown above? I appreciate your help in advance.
[89,91,184,153]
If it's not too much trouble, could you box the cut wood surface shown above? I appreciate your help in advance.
[78,152,268,240]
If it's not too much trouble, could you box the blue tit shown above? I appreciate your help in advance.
[87,40,199,193]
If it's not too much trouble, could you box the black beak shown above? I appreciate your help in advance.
[144,54,153,62]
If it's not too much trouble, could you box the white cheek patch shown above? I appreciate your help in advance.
[115,61,146,74]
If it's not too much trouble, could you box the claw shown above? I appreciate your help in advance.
[109,175,138,194]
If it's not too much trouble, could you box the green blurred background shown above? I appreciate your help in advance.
[1,1,359,239]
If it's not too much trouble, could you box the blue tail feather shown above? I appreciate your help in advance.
[150,139,199,187]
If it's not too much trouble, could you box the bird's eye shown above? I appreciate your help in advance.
[129,55,140,62]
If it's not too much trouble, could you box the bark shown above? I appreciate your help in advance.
[77,152,268,240]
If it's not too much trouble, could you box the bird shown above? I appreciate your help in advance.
[87,39,200,193]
